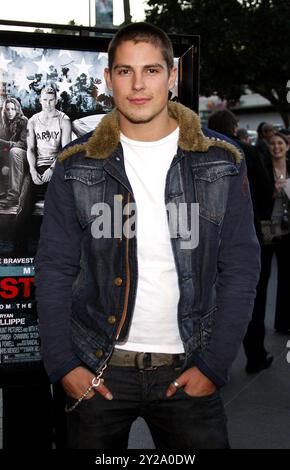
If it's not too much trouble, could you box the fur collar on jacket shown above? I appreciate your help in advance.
[60,101,242,163]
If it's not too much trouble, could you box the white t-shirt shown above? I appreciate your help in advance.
[116,127,184,354]
[29,110,66,167]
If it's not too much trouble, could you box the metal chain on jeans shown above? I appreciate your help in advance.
[65,364,107,413]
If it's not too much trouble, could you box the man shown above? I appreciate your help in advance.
[256,121,275,163]
[27,84,71,198]
[35,23,260,449]
[236,128,250,144]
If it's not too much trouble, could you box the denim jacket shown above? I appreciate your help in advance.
[35,102,260,386]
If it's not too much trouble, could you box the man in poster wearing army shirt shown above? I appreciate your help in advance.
[27,84,71,200]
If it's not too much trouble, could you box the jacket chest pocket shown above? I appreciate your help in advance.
[65,167,106,228]
[192,164,238,225]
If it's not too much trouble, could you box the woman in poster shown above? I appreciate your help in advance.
[0,97,28,210]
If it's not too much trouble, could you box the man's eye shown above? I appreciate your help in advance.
[147,68,158,74]
[119,69,131,75]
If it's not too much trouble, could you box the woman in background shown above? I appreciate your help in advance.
[244,132,290,372]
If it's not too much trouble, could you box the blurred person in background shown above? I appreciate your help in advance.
[207,109,278,372]
[256,122,275,163]
[244,132,290,373]
[254,132,290,330]
[207,110,266,196]
[280,129,290,158]
[236,128,251,144]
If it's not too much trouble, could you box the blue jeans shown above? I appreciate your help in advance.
[66,364,230,449]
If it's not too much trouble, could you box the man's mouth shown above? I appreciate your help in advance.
[128,97,151,105]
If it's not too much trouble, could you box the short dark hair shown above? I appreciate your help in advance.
[108,22,174,73]
[40,83,57,98]
[207,109,238,136]
[236,128,249,140]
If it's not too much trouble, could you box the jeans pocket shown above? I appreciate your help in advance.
[177,387,219,401]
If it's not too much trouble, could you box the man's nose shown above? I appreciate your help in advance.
[132,71,145,90]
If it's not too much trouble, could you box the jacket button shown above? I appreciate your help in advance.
[95,349,103,358]
[114,277,122,286]
[107,315,117,325]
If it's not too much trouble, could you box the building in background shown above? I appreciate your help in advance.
[231,92,284,131]
[95,0,113,27]
[200,91,284,131]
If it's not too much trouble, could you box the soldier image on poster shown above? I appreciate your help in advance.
[27,84,71,212]
[0,97,28,211]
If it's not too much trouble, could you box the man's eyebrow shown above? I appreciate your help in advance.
[144,63,164,69]
[113,64,132,70]
[113,63,165,70]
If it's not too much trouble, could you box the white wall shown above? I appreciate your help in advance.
[236,112,284,131]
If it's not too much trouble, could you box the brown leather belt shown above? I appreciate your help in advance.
[109,348,185,370]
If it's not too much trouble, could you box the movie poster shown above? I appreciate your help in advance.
[0,258,39,364]
[0,39,179,369]
[0,43,113,367]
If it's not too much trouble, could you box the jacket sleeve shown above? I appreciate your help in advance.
[193,156,261,387]
[35,159,83,383]
[10,117,28,150]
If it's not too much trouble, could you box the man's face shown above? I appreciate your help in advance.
[40,92,57,113]
[104,40,176,128]
[262,124,275,143]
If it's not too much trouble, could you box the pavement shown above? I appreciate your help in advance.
[1,256,290,449]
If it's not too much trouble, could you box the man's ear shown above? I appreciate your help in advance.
[168,66,177,91]
[104,67,112,91]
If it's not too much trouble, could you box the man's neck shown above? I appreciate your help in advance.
[119,114,178,142]
[40,110,56,120]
